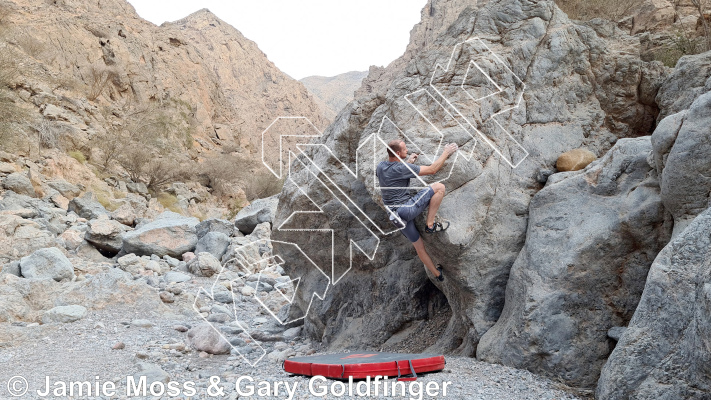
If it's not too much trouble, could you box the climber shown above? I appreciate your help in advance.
[376,139,458,282]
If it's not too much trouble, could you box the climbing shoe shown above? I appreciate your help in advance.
[436,265,444,282]
[425,220,450,234]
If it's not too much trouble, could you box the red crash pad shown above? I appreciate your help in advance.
[283,352,445,380]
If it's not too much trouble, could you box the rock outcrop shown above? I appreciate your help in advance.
[652,52,711,237]
[476,137,672,387]
[273,0,668,358]
[596,207,711,399]
[596,50,711,398]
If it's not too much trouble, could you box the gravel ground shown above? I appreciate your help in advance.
[0,258,589,400]
[0,286,590,400]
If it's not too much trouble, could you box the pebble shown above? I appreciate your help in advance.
[159,291,175,303]
[112,342,125,350]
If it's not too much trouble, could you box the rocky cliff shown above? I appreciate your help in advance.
[0,0,327,217]
[1,0,326,149]
[270,0,711,395]
[300,71,368,121]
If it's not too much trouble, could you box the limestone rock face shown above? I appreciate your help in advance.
[555,148,597,172]
[196,218,233,239]
[273,0,668,356]
[655,52,711,121]
[356,0,475,99]
[596,207,711,399]
[476,137,672,388]
[651,53,711,237]
[194,231,230,260]
[121,211,199,258]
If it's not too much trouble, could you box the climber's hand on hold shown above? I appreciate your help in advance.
[444,143,458,156]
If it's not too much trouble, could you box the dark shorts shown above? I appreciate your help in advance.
[392,187,435,243]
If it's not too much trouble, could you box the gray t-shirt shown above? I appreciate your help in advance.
[376,161,421,207]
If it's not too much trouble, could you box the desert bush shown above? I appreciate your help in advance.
[200,154,284,201]
[117,144,149,183]
[691,0,711,52]
[0,2,13,26]
[0,47,30,151]
[36,118,59,149]
[87,64,119,101]
[243,173,284,201]
[68,149,86,163]
[555,0,645,21]
[145,158,189,191]
[15,31,46,59]
[157,192,182,213]
[653,29,706,67]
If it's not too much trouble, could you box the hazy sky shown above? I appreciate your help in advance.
[127,0,426,80]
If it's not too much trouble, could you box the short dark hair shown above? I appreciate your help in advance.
[387,139,403,158]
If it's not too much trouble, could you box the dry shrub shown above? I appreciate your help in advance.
[145,158,190,191]
[15,31,47,59]
[36,118,59,149]
[87,64,119,101]
[200,154,284,201]
[0,47,30,152]
[0,2,13,26]
[157,192,182,213]
[555,0,645,21]
[68,150,86,163]
[691,0,711,52]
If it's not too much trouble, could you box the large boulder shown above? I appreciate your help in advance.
[272,0,668,354]
[476,137,672,388]
[19,247,74,281]
[596,207,711,399]
[194,231,230,260]
[234,195,278,234]
[2,172,35,197]
[196,218,234,239]
[68,193,109,220]
[652,90,711,237]
[85,216,132,255]
[121,211,199,258]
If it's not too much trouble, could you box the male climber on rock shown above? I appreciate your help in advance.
[376,139,458,282]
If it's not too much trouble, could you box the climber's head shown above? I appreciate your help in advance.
[387,139,407,161]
